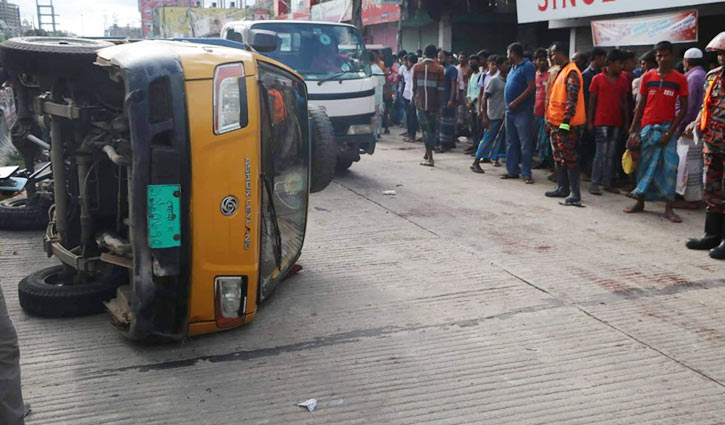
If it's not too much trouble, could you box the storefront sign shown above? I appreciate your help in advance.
[310,0,399,25]
[517,0,720,23]
[591,10,698,46]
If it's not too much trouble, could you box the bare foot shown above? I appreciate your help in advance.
[665,210,682,223]
[623,202,644,213]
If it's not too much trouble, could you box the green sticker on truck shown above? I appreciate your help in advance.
[147,184,181,249]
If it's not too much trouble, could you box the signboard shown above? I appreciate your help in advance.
[310,0,399,25]
[362,0,400,25]
[154,7,248,38]
[517,0,720,24]
[253,9,271,20]
[311,0,351,23]
[592,10,698,47]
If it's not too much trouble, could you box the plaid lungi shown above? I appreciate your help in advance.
[630,122,679,202]
[417,109,438,150]
[438,106,456,148]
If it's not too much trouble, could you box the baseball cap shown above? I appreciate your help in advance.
[684,48,703,59]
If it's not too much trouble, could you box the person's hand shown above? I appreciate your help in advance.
[508,100,518,110]
[482,116,490,129]
[447,100,454,109]
[684,121,695,137]
[661,129,674,145]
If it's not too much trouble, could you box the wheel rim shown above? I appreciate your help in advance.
[42,268,77,287]
[1,197,28,208]
[21,37,113,48]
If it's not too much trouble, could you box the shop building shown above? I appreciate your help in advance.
[517,0,725,63]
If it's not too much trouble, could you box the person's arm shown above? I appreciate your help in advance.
[509,63,536,110]
[664,95,688,143]
[682,76,701,133]
[629,95,645,135]
[622,88,631,134]
[587,79,597,132]
[481,92,491,128]
[478,85,485,114]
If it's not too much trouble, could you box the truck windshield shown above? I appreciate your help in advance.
[251,22,371,81]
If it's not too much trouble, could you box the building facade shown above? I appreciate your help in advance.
[0,0,21,38]
[517,0,725,61]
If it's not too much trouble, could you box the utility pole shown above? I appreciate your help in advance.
[396,0,406,52]
[351,0,362,33]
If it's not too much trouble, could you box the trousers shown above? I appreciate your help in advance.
[591,126,621,186]
[705,151,725,213]
[0,284,25,425]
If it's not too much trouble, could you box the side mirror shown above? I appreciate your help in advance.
[248,29,278,52]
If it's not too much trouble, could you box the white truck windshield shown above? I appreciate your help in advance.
[250,22,372,81]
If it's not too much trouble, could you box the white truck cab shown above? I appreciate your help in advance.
[221,20,376,171]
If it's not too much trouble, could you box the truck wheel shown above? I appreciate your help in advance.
[308,106,336,193]
[0,193,51,230]
[336,157,355,172]
[18,265,127,318]
[0,37,113,75]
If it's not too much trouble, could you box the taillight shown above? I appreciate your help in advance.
[215,276,248,328]
[213,63,247,135]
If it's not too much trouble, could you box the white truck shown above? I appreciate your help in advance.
[220,20,377,171]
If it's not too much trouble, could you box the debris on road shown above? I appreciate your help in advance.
[298,399,318,412]
[383,190,397,196]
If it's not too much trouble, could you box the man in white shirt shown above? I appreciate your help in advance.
[399,54,418,142]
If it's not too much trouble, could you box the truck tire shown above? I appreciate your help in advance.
[308,106,336,193]
[0,193,51,230]
[336,157,355,172]
[0,37,113,75]
[18,265,127,318]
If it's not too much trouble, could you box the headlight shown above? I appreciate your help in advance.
[347,124,372,135]
[213,63,248,135]
[215,276,247,319]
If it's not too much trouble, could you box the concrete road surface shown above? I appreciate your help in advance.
[2,133,725,424]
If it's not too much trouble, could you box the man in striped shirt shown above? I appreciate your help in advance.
[412,44,446,167]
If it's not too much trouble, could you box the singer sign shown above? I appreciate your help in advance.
[516,0,720,23]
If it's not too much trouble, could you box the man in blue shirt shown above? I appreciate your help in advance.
[437,50,458,152]
[502,42,537,183]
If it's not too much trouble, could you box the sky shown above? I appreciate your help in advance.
[15,0,142,36]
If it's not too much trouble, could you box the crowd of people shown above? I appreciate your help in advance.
[370,31,725,260]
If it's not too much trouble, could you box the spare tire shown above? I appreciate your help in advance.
[0,37,113,75]
[18,265,127,318]
[308,106,337,193]
[0,193,52,230]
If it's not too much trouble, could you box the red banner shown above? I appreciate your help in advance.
[591,10,698,47]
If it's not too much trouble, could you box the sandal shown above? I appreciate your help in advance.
[500,174,518,180]
[420,161,434,167]
[524,178,534,184]
[470,164,485,174]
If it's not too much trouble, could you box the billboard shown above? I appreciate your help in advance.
[154,7,248,38]
[516,0,720,24]
[139,0,192,38]
[310,0,399,25]
[592,10,698,47]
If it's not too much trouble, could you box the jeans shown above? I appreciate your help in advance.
[404,98,417,138]
[476,119,505,160]
[591,126,621,187]
[505,109,534,179]
[0,284,25,425]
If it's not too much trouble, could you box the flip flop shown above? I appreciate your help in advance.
[420,161,434,167]
[524,178,535,184]
[500,174,518,179]
[470,165,485,174]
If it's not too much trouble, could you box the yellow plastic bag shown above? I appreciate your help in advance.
[622,149,637,175]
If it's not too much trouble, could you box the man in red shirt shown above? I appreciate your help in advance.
[625,41,689,222]
[587,49,630,195]
[533,48,552,169]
